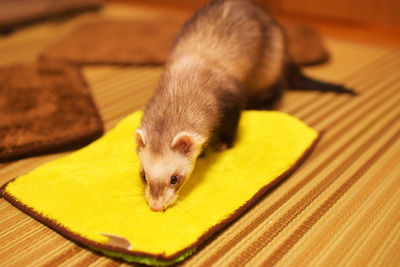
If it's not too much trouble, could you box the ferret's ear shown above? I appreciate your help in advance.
[171,132,196,154]
[135,129,146,149]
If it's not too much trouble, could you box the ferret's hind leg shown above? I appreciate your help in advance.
[245,81,284,110]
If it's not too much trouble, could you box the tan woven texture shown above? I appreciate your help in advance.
[1,5,400,267]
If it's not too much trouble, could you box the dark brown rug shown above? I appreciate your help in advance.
[282,22,330,66]
[40,17,329,66]
[0,62,103,162]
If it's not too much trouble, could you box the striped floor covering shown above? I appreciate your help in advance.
[0,5,399,267]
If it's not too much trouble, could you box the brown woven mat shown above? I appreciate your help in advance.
[1,4,399,267]
[40,17,185,65]
[0,0,104,31]
[0,62,103,162]
[40,17,329,66]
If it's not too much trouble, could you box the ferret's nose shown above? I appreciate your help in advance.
[149,201,164,212]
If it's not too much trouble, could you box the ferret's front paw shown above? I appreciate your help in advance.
[214,142,228,152]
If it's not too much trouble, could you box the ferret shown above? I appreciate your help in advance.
[135,0,355,212]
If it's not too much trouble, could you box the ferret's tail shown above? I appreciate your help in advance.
[286,63,357,95]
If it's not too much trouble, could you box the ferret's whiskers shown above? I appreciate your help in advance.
[175,200,203,225]
[125,174,143,187]
[131,198,145,210]
[130,180,143,188]
[177,195,201,206]
[101,193,144,198]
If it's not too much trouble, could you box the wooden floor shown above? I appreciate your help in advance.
[1,4,400,267]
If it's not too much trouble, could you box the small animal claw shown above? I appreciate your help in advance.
[214,142,228,152]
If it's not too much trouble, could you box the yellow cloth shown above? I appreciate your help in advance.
[4,111,318,261]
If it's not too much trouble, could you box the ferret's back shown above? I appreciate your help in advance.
[169,0,282,82]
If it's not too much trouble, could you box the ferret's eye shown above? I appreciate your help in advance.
[170,175,179,185]
[140,171,147,184]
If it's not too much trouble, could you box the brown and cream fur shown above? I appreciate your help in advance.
[135,0,353,212]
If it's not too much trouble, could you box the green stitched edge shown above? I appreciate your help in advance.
[91,246,196,266]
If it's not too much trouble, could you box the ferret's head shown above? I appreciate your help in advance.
[134,129,204,212]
